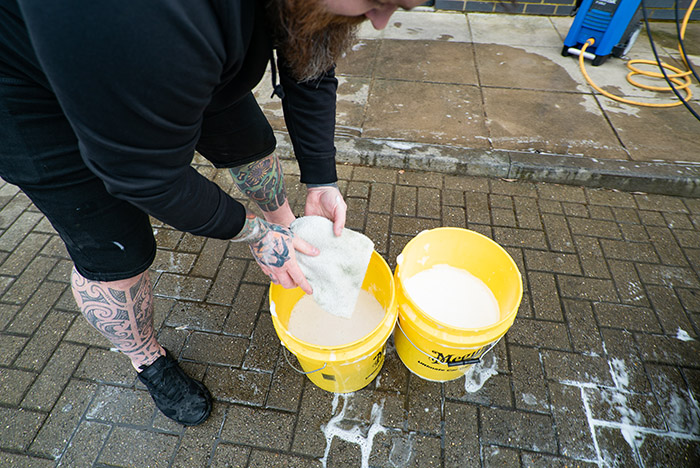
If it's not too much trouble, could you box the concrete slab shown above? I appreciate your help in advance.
[468,12,562,46]
[482,87,629,159]
[363,79,489,147]
[374,40,479,85]
[359,10,471,42]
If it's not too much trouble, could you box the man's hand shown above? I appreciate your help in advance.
[235,215,317,294]
[304,184,347,236]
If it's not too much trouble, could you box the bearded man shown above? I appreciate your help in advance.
[0,0,424,426]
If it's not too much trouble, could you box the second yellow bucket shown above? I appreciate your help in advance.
[269,251,397,393]
[394,227,523,382]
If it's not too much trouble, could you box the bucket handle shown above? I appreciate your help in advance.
[395,321,499,367]
[281,346,327,375]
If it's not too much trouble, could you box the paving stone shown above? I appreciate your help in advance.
[391,215,440,236]
[151,249,196,274]
[527,272,564,321]
[606,259,649,307]
[600,238,659,264]
[646,364,700,435]
[171,403,227,468]
[345,197,368,232]
[177,232,206,253]
[587,188,637,208]
[220,404,295,450]
[209,443,251,468]
[86,385,154,425]
[392,185,417,217]
[0,406,46,452]
[542,350,614,386]
[56,421,110,468]
[635,333,700,367]
[595,303,661,333]
[594,426,639,468]
[248,450,321,468]
[525,250,582,276]
[466,192,490,225]
[568,218,622,240]
[538,199,563,215]
[491,207,518,228]
[340,389,406,431]
[547,382,597,460]
[182,331,248,367]
[14,310,74,371]
[99,426,179,468]
[165,301,228,333]
[0,452,54,468]
[370,431,442,468]
[292,383,336,457]
[600,328,652,394]
[562,202,588,218]
[406,376,442,434]
[62,317,112,347]
[190,238,227,278]
[243,313,281,372]
[204,366,270,406]
[634,193,688,213]
[374,349,410,395]
[557,275,618,302]
[638,433,700,468]
[588,204,615,221]
[0,232,49,276]
[677,288,700,313]
[513,198,543,230]
[47,259,73,283]
[646,285,696,336]
[480,407,557,452]
[584,386,666,431]
[570,236,609,279]
[563,300,604,354]
[366,212,391,254]
[6,280,66,334]
[443,401,480,467]
[0,255,56,305]
[521,452,598,467]
[30,380,97,459]
[74,348,136,386]
[153,272,211,301]
[0,211,42,251]
[506,317,571,351]
[266,353,305,412]
[541,214,574,253]
[493,227,547,250]
[325,438,362,468]
[417,187,441,219]
[0,367,36,405]
[483,444,521,467]
[0,195,31,231]
[636,263,700,289]
[22,343,85,411]
[510,345,548,413]
[0,331,26,365]
[223,283,267,337]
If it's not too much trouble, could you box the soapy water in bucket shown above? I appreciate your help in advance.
[402,264,500,329]
[288,290,385,346]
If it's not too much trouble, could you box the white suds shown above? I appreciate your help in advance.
[675,328,695,342]
[321,394,386,468]
[463,350,498,393]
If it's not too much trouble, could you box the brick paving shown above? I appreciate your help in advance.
[1,159,700,467]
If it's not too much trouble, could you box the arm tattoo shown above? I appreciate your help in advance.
[229,154,287,212]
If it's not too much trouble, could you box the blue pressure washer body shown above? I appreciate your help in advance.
[562,0,643,65]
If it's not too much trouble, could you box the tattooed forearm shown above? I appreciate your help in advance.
[71,269,163,368]
[229,153,286,212]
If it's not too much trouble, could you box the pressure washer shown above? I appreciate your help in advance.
[561,0,699,121]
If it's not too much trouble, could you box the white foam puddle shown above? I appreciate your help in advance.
[675,328,695,342]
[321,393,386,468]
[463,350,498,393]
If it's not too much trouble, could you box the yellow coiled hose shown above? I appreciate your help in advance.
[578,0,697,108]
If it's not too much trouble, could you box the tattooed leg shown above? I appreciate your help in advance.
[229,153,295,226]
[71,268,165,370]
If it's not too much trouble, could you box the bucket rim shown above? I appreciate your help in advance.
[395,227,523,332]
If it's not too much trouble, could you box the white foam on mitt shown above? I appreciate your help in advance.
[290,216,374,319]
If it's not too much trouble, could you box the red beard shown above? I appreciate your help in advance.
[266,0,365,81]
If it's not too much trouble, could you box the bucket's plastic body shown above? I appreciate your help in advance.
[394,228,522,382]
[269,251,397,393]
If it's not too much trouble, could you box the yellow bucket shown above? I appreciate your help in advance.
[269,251,397,393]
[394,227,522,382]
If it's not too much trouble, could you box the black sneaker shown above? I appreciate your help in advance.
[137,350,212,426]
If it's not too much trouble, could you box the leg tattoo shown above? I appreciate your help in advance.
[229,153,287,212]
[71,268,165,370]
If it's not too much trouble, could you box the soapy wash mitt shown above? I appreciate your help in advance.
[290,216,374,319]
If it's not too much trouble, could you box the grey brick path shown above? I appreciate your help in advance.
[1,159,699,467]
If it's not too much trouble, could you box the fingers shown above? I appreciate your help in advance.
[293,236,319,257]
[332,194,347,236]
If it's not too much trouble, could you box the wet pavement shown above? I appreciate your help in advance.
[1,10,700,468]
